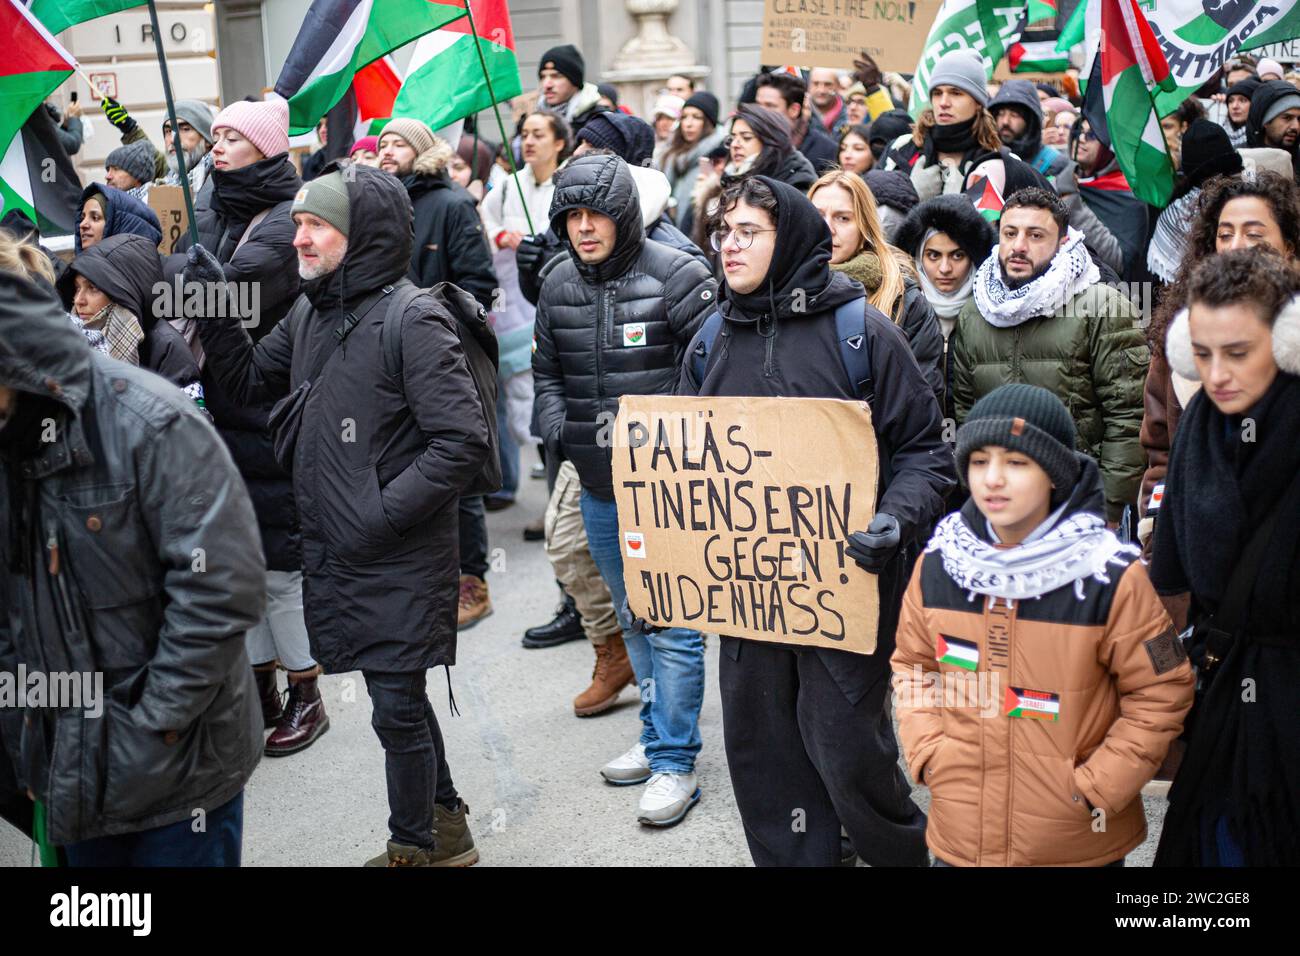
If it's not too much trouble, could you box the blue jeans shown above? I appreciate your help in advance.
[65,792,244,866]
[580,490,704,775]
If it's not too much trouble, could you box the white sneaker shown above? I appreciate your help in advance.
[636,772,700,827]
[600,742,651,785]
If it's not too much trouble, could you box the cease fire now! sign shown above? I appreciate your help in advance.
[612,395,881,655]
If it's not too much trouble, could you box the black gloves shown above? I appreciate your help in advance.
[100,96,137,135]
[620,596,663,636]
[514,234,547,275]
[847,513,902,574]
[182,244,226,287]
[852,52,883,93]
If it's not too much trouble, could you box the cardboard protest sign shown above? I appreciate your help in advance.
[612,395,880,655]
[759,0,945,73]
[147,185,188,254]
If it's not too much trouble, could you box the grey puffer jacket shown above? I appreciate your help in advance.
[533,154,717,499]
[0,272,266,846]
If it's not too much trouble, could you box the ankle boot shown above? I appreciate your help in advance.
[573,633,636,717]
[253,663,282,729]
[265,667,330,756]
[429,799,479,866]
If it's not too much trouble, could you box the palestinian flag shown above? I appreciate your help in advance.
[1,0,75,161]
[1055,0,1086,52]
[1082,0,1176,208]
[1,105,82,235]
[935,634,980,671]
[1026,0,1057,26]
[1006,0,1071,74]
[1004,686,1060,720]
[274,0,469,136]
[910,0,1025,118]
[392,0,520,132]
[966,174,1004,222]
[355,56,401,133]
[23,0,143,35]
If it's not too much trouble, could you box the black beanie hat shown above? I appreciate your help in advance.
[683,91,720,128]
[1177,118,1243,187]
[539,44,584,89]
[1226,76,1261,102]
[577,111,656,166]
[956,384,1080,496]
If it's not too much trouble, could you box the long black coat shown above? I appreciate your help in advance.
[198,164,491,673]
[168,152,304,570]
[532,154,717,499]
[402,139,497,310]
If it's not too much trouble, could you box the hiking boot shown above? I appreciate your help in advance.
[522,517,545,542]
[574,633,635,716]
[363,841,438,867]
[457,575,492,629]
[522,599,584,649]
[600,742,651,785]
[637,772,701,828]
[429,799,479,867]
[253,663,282,729]
[265,669,330,756]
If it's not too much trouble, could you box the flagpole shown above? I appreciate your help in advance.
[146,0,199,246]
[463,2,535,235]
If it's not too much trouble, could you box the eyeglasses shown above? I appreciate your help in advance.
[1079,128,1099,143]
[710,226,776,251]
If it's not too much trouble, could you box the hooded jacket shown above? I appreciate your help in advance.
[1247,79,1300,166]
[0,271,265,845]
[678,176,956,699]
[403,138,498,309]
[74,183,162,253]
[196,164,491,673]
[58,234,201,392]
[533,154,716,499]
[892,455,1193,866]
[987,80,1068,178]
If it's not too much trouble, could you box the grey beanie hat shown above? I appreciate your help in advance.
[291,170,351,237]
[1263,91,1300,126]
[955,384,1080,496]
[165,99,215,145]
[929,50,990,108]
[105,140,157,186]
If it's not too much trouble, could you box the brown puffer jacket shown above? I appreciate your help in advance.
[891,462,1194,866]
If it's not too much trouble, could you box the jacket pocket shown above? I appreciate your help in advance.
[58,485,162,609]
[324,465,404,563]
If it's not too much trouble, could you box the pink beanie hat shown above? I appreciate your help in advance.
[212,98,291,159]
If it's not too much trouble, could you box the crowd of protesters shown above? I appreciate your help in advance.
[1,40,1297,870]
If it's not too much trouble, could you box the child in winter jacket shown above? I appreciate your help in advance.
[891,384,1194,866]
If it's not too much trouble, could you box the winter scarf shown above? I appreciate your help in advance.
[75,302,143,366]
[973,225,1098,328]
[929,116,979,155]
[927,505,1139,603]
[914,227,974,321]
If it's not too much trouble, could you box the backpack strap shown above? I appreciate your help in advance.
[835,297,874,407]
[378,283,426,380]
[689,310,725,386]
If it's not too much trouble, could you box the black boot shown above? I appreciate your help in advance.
[522,594,585,649]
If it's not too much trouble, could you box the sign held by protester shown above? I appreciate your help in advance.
[759,0,945,72]
[612,395,880,654]
[147,185,188,254]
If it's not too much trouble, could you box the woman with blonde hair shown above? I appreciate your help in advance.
[0,229,56,287]
[808,170,944,406]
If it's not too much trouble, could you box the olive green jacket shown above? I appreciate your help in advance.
[950,283,1149,521]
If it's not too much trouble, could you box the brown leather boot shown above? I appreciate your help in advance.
[574,633,636,717]
[253,663,282,729]
[430,800,479,866]
[457,575,492,629]
[265,667,329,756]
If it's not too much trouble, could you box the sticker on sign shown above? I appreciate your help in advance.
[624,532,646,558]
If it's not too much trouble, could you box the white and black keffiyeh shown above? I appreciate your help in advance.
[973,225,1099,328]
[1147,189,1200,284]
[926,509,1140,603]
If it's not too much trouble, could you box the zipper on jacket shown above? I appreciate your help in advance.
[45,523,78,636]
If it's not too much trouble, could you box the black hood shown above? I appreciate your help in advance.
[210,153,302,225]
[59,233,165,331]
[74,183,162,253]
[719,175,861,325]
[548,154,645,284]
[1247,79,1300,148]
[303,161,415,314]
[868,109,913,159]
[966,146,1053,200]
[894,194,997,263]
[0,271,92,414]
[987,80,1044,159]
[960,451,1106,543]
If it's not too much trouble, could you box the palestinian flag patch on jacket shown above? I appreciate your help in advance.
[936,634,979,671]
[1004,686,1060,720]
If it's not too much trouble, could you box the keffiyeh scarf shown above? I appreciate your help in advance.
[973,225,1099,328]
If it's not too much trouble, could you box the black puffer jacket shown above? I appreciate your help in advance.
[197,164,490,673]
[0,272,265,845]
[402,138,497,309]
[58,234,201,392]
[167,153,304,571]
[533,154,717,499]
[677,175,956,699]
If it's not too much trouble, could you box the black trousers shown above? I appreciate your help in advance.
[458,496,488,579]
[719,638,928,867]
